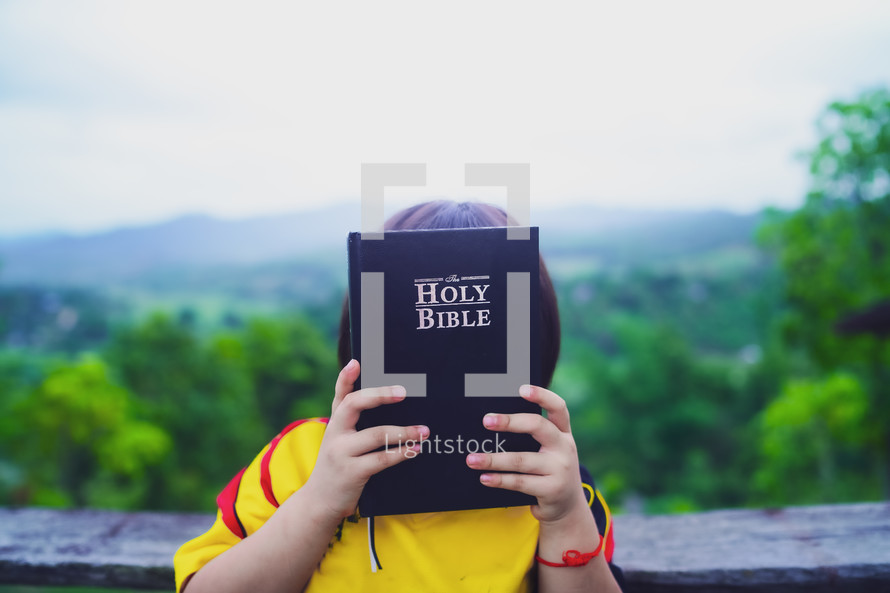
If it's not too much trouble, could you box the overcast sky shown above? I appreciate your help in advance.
[1,1,889,235]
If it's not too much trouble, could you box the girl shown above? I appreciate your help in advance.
[175,201,624,592]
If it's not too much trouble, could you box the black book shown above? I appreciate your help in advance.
[348,226,542,516]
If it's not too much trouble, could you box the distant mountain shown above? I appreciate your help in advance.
[0,204,763,286]
[537,206,764,265]
[0,204,359,285]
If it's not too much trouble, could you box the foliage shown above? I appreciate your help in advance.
[0,310,339,511]
[103,313,263,509]
[757,86,890,500]
[0,89,887,515]
[239,316,337,428]
[759,88,890,367]
[2,260,787,514]
[0,350,53,504]
[8,356,170,508]
[808,87,890,204]
[0,286,117,353]
[554,315,784,513]
[755,373,880,504]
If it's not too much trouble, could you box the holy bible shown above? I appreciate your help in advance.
[347,226,542,516]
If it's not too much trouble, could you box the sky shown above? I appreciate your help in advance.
[0,1,889,236]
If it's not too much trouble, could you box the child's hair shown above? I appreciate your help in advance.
[336,200,562,388]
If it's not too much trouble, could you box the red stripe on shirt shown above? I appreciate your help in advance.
[217,466,247,539]
[260,417,329,508]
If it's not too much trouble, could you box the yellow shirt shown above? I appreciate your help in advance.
[174,418,614,593]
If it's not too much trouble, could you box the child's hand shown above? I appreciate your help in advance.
[303,360,429,520]
[466,385,588,524]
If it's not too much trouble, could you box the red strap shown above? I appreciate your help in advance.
[217,467,247,539]
[260,417,329,507]
[535,535,604,567]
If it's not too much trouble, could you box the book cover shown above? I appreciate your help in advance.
[348,226,542,516]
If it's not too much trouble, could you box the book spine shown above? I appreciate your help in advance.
[346,232,361,390]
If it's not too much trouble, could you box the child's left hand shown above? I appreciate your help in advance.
[466,384,588,524]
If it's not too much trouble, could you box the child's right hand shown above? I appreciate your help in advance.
[302,359,428,520]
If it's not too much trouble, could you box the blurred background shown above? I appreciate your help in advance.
[1,3,889,589]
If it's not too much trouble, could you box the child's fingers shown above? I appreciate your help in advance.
[332,359,360,415]
[482,412,562,448]
[466,451,549,475]
[478,472,548,497]
[328,385,407,432]
[519,385,571,433]
[346,424,430,456]
[358,441,421,475]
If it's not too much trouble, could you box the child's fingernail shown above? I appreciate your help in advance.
[519,385,532,398]
[391,385,406,398]
[346,359,357,370]
[416,425,430,438]
[480,474,493,484]
[410,443,421,452]
[467,454,482,465]
[483,414,498,428]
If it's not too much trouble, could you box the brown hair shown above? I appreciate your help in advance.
[337,200,561,388]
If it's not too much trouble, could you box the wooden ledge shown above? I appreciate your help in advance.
[2,502,889,591]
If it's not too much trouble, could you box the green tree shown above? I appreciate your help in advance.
[0,350,53,505]
[756,373,878,504]
[11,356,170,508]
[555,316,778,513]
[759,87,890,497]
[103,312,338,511]
[105,313,265,510]
[760,88,890,365]
[240,316,338,432]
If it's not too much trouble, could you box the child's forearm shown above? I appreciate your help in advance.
[183,363,425,593]
[183,482,342,593]
[536,497,622,593]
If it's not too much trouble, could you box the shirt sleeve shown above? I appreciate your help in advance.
[173,418,329,593]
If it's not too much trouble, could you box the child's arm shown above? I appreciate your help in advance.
[467,385,623,593]
[183,360,428,593]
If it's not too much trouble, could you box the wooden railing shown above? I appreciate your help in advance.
[1,502,888,592]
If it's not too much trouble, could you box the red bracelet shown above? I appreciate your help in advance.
[535,535,604,567]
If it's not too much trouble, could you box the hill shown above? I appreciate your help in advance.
[0,204,762,288]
